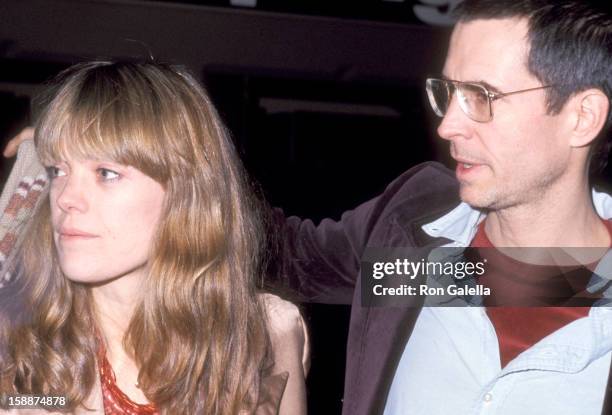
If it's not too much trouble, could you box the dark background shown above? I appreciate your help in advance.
[1,1,610,414]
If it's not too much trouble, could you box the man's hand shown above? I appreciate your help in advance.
[3,127,34,158]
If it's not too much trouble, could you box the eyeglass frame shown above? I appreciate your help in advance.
[425,78,554,123]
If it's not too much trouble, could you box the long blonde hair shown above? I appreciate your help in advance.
[0,61,269,414]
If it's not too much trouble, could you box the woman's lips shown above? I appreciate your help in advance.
[58,228,98,240]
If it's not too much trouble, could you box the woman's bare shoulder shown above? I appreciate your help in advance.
[258,293,309,415]
[260,294,304,335]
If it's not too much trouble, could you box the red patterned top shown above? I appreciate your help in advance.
[98,345,159,415]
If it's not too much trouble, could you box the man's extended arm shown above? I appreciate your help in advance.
[266,162,459,305]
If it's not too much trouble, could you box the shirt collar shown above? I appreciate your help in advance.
[501,306,612,374]
[422,189,612,245]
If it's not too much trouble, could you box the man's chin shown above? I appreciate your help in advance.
[459,185,495,210]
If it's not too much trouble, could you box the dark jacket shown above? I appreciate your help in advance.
[270,161,612,415]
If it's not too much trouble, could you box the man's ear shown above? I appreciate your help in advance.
[568,88,609,148]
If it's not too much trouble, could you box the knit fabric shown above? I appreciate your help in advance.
[0,139,47,287]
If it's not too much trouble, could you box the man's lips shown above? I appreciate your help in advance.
[453,155,486,167]
[453,157,487,179]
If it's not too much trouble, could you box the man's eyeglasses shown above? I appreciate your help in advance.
[425,78,553,123]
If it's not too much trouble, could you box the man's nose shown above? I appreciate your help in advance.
[436,93,472,141]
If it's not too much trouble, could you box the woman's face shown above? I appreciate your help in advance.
[49,157,165,284]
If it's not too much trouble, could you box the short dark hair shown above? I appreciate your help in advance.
[455,0,612,175]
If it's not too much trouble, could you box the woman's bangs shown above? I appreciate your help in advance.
[37,111,120,167]
[36,79,158,173]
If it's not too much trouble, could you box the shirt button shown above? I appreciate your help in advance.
[483,393,493,402]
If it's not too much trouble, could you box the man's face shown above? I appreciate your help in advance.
[438,18,570,210]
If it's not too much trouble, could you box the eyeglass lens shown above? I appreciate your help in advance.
[426,79,492,122]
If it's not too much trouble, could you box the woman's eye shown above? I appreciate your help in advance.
[97,168,120,182]
[46,166,66,179]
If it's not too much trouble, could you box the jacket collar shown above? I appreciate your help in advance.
[422,189,612,245]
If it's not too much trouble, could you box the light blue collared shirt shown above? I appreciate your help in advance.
[384,190,612,415]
